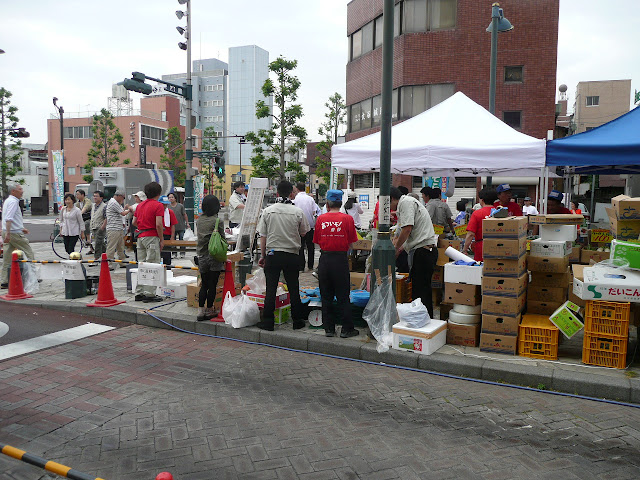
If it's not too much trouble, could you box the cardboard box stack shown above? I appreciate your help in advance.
[443,262,482,347]
[610,195,640,241]
[480,217,528,355]
[527,215,581,316]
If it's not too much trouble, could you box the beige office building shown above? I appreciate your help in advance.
[572,79,631,133]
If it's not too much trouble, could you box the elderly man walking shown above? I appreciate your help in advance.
[1,183,34,288]
[105,189,131,269]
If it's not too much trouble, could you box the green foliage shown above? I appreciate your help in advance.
[315,93,346,188]
[83,174,93,183]
[0,88,25,198]
[246,56,308,181]
[317,183,328,197]
[201,127,223,192]
[286,160,307,183]
[160,126,186,187]
[85,108,127,173]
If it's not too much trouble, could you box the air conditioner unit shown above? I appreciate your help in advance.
[98,171,114,179]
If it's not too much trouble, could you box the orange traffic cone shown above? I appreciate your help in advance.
[156,473,173,480]
[0,252,33,301]
[87,253,125,308]
[215,260,235,322]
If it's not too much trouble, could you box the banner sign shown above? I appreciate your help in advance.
[193,174,205,216]
[61,261,85,281]
[359,194,369,209]
[424,176,451,200]
[52,150,64,208]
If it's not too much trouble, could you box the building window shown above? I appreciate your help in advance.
[403,0,456,33]
[351,29,362,60]
[362,21,374,55]
[349,103,361,132]
[161,111,167,121]
[360,98,373,130]
[586,96,599,106]
[503,111,522,129]
[585,126,595,131]
[204,84,223,92]
[400,83,455,119]
[201,100,224,107]
[354,173,380,189]
[504,66,523,83]
[372,95,382,127]
[141,124,167,148]
[374,16,384,49]
[63,126,93,139]
[67,167,76,175]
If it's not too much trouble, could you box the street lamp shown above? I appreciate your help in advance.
[486,2,513,186]
[53,97,64,214]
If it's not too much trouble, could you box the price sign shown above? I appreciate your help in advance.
[433,224,444,235]
[137,262,166,287]
[591,228,613,244]
[454,224,467,237]
[379,195,390,225]
[61,261,85,281]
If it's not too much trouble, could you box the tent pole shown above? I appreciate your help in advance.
[590,175,596,219]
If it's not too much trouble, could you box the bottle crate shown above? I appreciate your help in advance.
[584,301,630,338]
[582,332,628,369]
[518,314,560,360]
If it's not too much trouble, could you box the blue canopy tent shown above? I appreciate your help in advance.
[546,106,640,175]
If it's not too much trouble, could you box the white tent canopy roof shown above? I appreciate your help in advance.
[331,92,547,177]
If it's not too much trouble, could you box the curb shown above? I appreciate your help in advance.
[8,297,640,405]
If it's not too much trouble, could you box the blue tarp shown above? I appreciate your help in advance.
[547,106,640,174]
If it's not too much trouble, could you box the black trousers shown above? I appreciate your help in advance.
[299,229,315,270]
[263,251,303,326]
[199,270,221,308]
[161,234,172,266]
[410,247,439,318]
[318,251,353,333]
[63,235,79,254]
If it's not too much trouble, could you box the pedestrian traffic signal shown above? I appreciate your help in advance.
[635,90,640,105]
[214,154,225,179]
[119,72,153,95]
[8,128,29,138]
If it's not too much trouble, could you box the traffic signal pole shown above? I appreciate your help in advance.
[184,0,194,225]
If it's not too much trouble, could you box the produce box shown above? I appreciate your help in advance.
[481,314,521,336]
[606,207,640,240]
[444,263,483,285]
[481,273,528,297]
[186,282,200,308]
[483,238,527,259]
[481,293,526,317]
[527,285,568,303]
[539,224,577,242]
[446,321,480,347]
[573,264,640,303]
[569,245,582,263]
[528,255,570,273]
[527,300,564,316]
[351,239,372,251]
[392,320,447,355]
[480,333,518,355]
[482,216,527,238]
[611,194,640,219]
[274,305,291,325]
[529,239,572,258]
[530,269,571,288]
[528,214,583,225]
[580,249,610,264]
[483,254,527,277]
[549,301,584,339]
[246,290,291,309]
[349,272,369,291]
[610,239,640,270]
[436,247,452,266]
[444,282,481,306]
[438,238,461,250]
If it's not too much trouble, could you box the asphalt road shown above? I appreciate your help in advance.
[23,218,56,243]
[1,321,639,479]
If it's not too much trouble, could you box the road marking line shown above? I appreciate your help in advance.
[0,323,115,361]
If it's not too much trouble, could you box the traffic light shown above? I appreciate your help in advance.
[214,155,225,179]
[120,72,152,95]
[8,128,29,138]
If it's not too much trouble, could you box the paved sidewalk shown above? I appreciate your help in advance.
[5,242,640,405]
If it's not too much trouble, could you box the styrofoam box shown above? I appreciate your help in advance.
[529,238,572,258]
[444,263,483,285]
[157,283,188,299]
[539,224,577,242]
[392,320,447,355]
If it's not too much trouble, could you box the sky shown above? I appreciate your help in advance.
[2,0,639,145]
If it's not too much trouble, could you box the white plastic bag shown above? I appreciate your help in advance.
[222,292,260,328]
[362,274,397,353]
[22,263,39,295]
[396,298,430,329]
[246,268,267,294]
[183,228,196,241]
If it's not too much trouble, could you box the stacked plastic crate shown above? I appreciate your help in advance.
[582,300,630,369]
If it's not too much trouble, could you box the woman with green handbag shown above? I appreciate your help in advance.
[196,195,226,321]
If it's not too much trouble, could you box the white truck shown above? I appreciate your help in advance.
[75,167,174,204]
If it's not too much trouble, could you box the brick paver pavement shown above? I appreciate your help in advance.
[1,324,640,479]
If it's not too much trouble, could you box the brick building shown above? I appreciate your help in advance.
[345,0,559,198]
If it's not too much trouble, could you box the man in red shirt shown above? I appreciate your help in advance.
[495,183,523,216]
[313,189,359,338]
[133,182,165,302]
[463,188,498,261]
[547,190,573,214]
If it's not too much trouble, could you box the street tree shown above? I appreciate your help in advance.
[0,88,25,198]
[201,126,223,193]
[315,92,346,187]
[160,126,186,187]
[245,56,307,181]
[84,108,129,182]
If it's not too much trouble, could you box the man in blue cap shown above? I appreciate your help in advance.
[495,183,523,216]
[547,190,572,214]
[313,189,359,338]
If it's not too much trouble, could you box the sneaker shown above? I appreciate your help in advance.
[142,295,164,303]
[340,328,360,339]
[256,321,274,331]
[0,283,8,289]
[293,320,305,330]
[325,330,335,337]
[134,294,146,301]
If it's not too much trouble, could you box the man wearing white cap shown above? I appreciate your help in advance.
[494,183,523,216]
[522,196,538,216]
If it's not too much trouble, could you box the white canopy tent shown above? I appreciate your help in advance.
[331,92,547,178]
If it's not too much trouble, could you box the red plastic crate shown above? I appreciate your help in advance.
[582,332,628,369]
[584,301,630,338]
